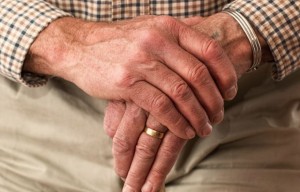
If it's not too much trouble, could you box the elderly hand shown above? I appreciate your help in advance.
[183,13,273,78]
[104,13,273,192]
[104,101,186,192]
[24,15,237,139]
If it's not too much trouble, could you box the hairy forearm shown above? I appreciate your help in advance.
[23,17,99,81]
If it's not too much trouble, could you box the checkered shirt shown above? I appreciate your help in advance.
[0,0,299,86]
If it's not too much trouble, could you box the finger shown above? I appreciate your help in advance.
[123,115,167,192]
[112,103,147,179]
[160,44,224,126]
[142,132,186,192]
[104,101,126,138]
[177,25,238,100]
[136,61,212,136]
[130,81,195,139]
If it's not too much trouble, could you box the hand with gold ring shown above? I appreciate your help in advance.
[104,101,187,192]
[102,16,242,191]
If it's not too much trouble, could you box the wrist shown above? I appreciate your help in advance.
[23,17,100,82]
[196,13,273,78]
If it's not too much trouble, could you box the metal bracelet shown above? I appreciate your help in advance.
[223,9,262,72]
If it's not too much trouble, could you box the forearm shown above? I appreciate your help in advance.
[24,17,101,82]
[0,0,70,86]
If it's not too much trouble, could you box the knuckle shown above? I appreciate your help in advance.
[127,172,140,182]
[114,68,139,89]
[145,61,162,73]
[171,81,191,101]
[190,65,212,87]
[135,143,157,160]
[140,29,158,43]
[150,168,166,182]
[172,115,185,128]
[150,94,170,114]
[189,64,208,84]
[139,29,163,47]
[161,145,179,159]
[147,118,166,132]
[130,46,150,61]
[127,104,146,121]
[112,136,132,155]
[202,39,223,58]
[138,17,179,50]
[157,15,177,26]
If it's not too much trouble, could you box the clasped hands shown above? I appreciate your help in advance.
[103,16,243,192]
[25,13,252,192]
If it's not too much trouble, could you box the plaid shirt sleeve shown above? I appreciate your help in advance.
[224,0,300,80]
[1,0,299,86]
[0,0,71,87]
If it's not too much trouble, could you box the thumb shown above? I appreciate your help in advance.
[103,100,126,138]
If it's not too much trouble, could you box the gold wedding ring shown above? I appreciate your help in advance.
[144,127,165,139]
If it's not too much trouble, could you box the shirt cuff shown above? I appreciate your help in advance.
[0,0,71,87]
[224,0,300,80]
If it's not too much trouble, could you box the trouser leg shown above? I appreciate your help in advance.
[165,68,300,192]
[0,77,122,192]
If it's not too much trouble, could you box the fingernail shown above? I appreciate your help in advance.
[225,85,237,100]
[123,185,135,192]
[185,126,196,139]
[201,123,212,137]
[212,110,224,124]
[142,182,153,192]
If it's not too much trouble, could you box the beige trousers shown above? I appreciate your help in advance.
[1,64,300,192]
